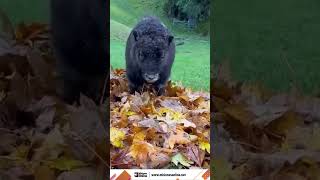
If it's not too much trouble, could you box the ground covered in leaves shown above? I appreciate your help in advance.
[213,63,320,179]
[110,69,210,169]
[0,13,108,179]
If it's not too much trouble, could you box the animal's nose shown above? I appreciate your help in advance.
[144,73,159,82]
[146,74,156,79]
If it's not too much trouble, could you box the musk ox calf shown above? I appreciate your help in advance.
[125,16,175,95]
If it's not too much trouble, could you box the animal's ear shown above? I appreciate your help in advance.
[168,35,174,45]
[133,30,139,41]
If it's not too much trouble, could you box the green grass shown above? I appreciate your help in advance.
[0,0,49,25]
[110,19,131,41]
[110,0,210,91]
[213,0,320,94]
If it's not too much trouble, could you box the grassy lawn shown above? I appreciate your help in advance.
[213,0,320,94]
[0,0,49,25]
[110,0,210,91]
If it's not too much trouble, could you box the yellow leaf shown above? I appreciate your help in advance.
[171,111,184,121]
[110,127,126,148]
[9,145,29,166]
[132,131,146,143]
[158,107,185,121]
[199,140,210,154]
[126,111,136,116]
[157,107,169,116]
[47,156,87,171]
[11,145,29,157]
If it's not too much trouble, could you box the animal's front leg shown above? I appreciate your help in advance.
[128,82,142,94]
[154,83,165,96]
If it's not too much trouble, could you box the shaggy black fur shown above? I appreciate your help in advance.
[50,0,108,104]
[125,16,175,95]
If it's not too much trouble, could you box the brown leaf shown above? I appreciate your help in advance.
[249,104,289,128]
[212,81,234,100]
[212,96,229,112]
[137,118,163,132]
[35,107,55,132]
[26,50,52,87]
[32,126,65,161]
[129,141,154,166]
[66,105,106,161]
[149,151,171,168]
[284,126,320,151]
[166,81,185,97]
[273,157,320,180]
[224,104,256,126]
[34,165,55,180]
[186,144,205,167]
[15,23,48,43]
[26,96,56,113]
[165,129,197,149]
[160,98,186,112]
[79,94,97,109]
[266,111,302,135]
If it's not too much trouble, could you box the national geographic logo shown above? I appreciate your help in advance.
[134,172,148,178]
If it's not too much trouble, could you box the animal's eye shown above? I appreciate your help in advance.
[139,52,144,59]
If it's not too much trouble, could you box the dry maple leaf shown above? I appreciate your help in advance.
[15,23,48,44]
[165,129,198,149]
[149,151,171,168]
[129,141,155,166]
[166,81,185,97]
[186,144,205,167]
[224,104,256,126]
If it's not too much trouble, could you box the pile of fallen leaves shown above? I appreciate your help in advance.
[0,12,108,179]
[213,63,320,179]
[4,10,320,180]
[110,70,210,169]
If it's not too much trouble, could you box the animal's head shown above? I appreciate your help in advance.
[133,30,174,83]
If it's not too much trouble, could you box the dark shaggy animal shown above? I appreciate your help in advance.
[50,0,108,104]
[125,16,175,95]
